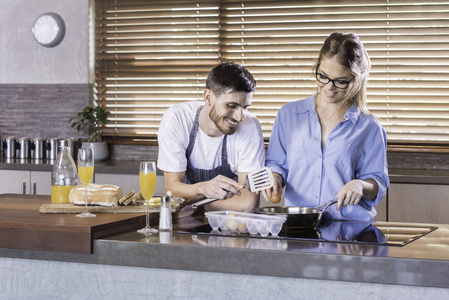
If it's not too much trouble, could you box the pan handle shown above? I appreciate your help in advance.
[191,198,219,209]
[316,199,338,211]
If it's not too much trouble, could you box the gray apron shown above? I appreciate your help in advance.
[185,106,238,184]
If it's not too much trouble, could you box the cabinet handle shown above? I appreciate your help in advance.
[22,182,27,194]
[32,183,37,195]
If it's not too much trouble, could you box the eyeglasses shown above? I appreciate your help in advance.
[315,72,354,89]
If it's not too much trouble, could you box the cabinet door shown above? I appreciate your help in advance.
[30,171,51,195]
[0,170,30,194]
[388,183,449,224]
[94,173,165,196]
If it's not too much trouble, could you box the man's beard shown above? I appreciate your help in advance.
[209,105,237,135]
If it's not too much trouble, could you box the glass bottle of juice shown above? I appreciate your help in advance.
[51,146,78,204]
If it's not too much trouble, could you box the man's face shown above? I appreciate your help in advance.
[207,89,253,135]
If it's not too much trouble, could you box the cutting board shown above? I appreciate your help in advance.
[39,203,180,214]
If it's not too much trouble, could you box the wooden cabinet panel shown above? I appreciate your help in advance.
[388,183,449,224]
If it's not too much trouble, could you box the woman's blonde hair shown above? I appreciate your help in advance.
[312,32,371,115]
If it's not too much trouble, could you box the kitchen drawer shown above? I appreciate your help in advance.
[0,170,51,195]
[0,170,30,194]
[30,171,51,195]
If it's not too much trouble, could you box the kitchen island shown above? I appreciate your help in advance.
[0,195,449,299]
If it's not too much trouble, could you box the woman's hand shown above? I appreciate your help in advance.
[335,179,364,210]
[261,172,283,203]
[335,179,379,210]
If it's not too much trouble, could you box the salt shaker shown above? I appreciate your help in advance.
[159,194,172,231]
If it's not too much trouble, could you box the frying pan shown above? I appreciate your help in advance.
[253,200,337,228]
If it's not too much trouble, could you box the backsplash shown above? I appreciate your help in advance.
[107,145,449,170]
[0,84,89,139]
[108,144,159,161]
[387,151,449,170]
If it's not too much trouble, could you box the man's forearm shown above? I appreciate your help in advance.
[165,181,207,203]
[204,189,260,212]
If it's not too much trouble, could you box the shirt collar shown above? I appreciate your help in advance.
[294,93,360,125]
[344,104,360,125]
[293,94,316,114]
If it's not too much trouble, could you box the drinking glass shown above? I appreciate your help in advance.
[76,148,96,218]
[137,161,158,234]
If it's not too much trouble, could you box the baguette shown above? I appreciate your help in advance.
[69,184,122,207]
[127,191,144,205]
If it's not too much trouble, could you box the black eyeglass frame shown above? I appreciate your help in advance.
[314,72,354,89]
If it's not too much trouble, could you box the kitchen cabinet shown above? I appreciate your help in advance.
[388,183,449,224]
[94,173,165,196]
[0,170,51,195]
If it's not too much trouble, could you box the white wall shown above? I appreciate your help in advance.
[0,0,89,84]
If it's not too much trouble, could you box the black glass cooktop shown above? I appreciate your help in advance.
[179,220,437,247]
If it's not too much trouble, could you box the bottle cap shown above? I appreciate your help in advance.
[161,194,170,203]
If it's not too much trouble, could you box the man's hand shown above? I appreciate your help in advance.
[164,171,258,212]
[197,174,243,199]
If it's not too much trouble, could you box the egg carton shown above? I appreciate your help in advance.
[204,211,286,237]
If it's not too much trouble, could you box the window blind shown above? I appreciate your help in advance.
[95,0,449,143]
[95,0,220,138]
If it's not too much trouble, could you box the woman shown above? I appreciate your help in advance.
[263,32,389,221]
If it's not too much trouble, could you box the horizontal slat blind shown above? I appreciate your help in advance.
[95,0,220,138]
[95,0,449,143]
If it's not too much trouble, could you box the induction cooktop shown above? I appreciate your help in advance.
[179,220,437,247]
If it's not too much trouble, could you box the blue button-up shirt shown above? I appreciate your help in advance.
[266,94,389,221]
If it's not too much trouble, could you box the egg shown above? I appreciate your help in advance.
[227,213,239,232]
[238,221,248,233]
[269,194,281,203]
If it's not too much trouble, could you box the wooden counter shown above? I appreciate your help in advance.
[0,194,147,254]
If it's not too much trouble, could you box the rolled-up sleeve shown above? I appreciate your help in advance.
[266,109,289,184]
[357,122,390,207]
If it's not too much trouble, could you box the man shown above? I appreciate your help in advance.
[157,62,265,212]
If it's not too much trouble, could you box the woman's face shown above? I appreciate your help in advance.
[316,56,354,105]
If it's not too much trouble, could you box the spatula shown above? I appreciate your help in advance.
[191,167,275,209]
[245,167,275,192]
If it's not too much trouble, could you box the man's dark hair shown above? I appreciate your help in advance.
[205,62,256,96]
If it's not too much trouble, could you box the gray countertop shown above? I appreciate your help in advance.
[1,213,449,289]
[2,158,449,184]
